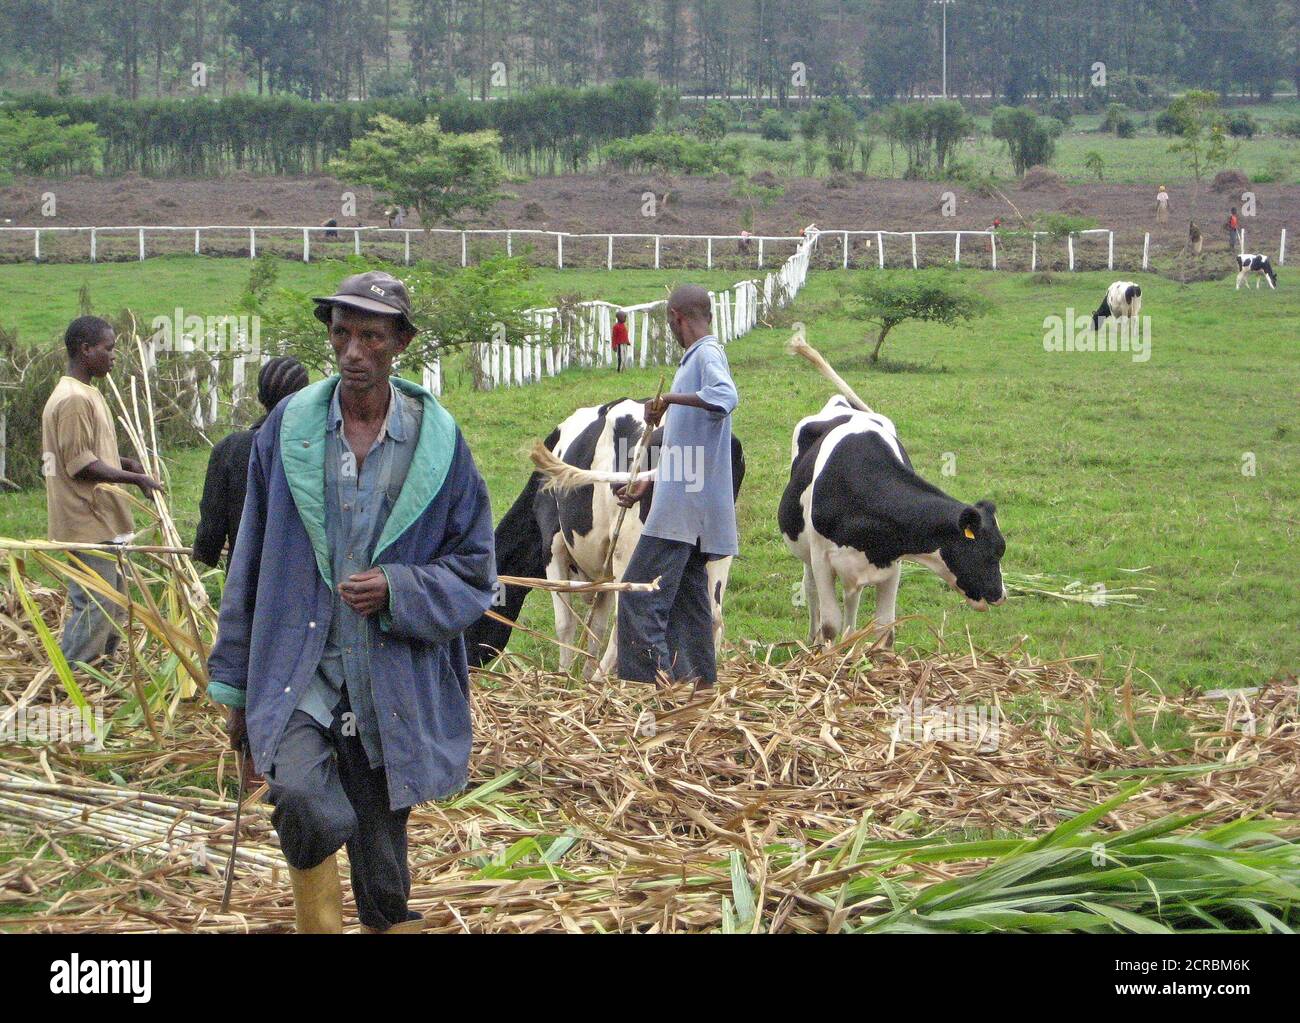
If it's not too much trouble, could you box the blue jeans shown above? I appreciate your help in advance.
[60,552,126,667]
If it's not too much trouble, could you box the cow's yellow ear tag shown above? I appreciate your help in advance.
[964,527,976,540]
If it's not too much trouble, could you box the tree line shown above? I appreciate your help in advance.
[1,1,1296,103]
[3,79,657,176]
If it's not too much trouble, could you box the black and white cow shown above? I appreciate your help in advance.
[1235,253,1278,290]
[1091,281,1142,331]
[464,398,745,674]
[778,353,1006,644]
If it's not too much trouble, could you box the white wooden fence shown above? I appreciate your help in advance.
[1,222,1289,274]
[462,229,818,391]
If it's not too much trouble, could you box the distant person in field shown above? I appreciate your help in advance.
[738,228,753,256]
[1189,221,1203,256]
[1225,207,1240,251]
[42,316,163,669]
[323,217,339,241]
[1155,185,1170,224]
[193,357,309,568]
[611,310,630,372]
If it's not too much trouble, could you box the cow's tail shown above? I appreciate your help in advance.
[786,334,871,412]
[529,440,654,494]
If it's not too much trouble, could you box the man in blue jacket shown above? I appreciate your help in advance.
[207,271,496,933]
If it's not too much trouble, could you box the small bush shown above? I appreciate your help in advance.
[1278,116,1300,139]
[758,109,791,141]
[1226,110,1258,138]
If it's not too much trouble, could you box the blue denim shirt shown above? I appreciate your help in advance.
[296,382,421,767]
[642,335,740,556]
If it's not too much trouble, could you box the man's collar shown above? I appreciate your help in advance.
[327,379,408,442]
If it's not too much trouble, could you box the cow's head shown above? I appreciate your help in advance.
[936,501,1007,611]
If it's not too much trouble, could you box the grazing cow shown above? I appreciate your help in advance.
[1235,253,1278,290]
[779,340,1007,645]
[1091,281,1142,331]
[464,398,746,675]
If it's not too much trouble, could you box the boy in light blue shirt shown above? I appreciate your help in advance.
[616,284,739,689]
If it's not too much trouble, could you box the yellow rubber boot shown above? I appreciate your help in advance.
[288,854,343,934]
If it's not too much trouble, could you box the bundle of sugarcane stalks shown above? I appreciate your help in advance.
[2,609,1298,932]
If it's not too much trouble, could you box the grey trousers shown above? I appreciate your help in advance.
[60,551,126,667]
[266,700,418,931]
[617,534,717,687]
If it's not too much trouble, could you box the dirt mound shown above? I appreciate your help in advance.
[1213,169,1251,193]
[1021,166,1065,191]
[750,170,780,188]
[521,201,546,221]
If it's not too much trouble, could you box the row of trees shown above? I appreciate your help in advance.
[1,1,1295,103]
[3,80,657,175]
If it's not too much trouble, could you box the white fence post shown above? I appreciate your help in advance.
[706,236,713,268]
[33,230,40,261]
[990,232,997,270]
[404,232,411,266]
[90,228,96,262]
[460,230,467,267]
[954,232,960,265]
[1031,234,1037,272]
[654,235,661,269]
[303,228,310,262]
[557,233,563,269]
[194,228,201,255]
[843,231,849,269]
[1108,231,1114,271]
[1142,232,1150,270]
[1239,228,1245,255]
[0,407,6,485]
[910,233,918,269]
[249,227,256,259]
[1279,228,1287,266]
[506,230,512,256]
[607,234,613,271]
[1068,234,1075,271]
[757,237,764,269]
[876,231,884,269]
[138,227,145,261]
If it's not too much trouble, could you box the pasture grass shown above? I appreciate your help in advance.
[734,99,1300,184]
[1,259,1297,695]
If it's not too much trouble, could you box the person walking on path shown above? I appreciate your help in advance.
[1155,186,1170,224]
[193,357,309,567]
[41,316,163,669]
[615,284,739,692]
[611,310,630,372]
[207,271,496,933]
[1226,207,1241,252]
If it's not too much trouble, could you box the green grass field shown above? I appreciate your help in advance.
[2,256,1297,696]
[735,100,1300,184]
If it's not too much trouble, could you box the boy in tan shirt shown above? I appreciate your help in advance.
[42,316,162,667]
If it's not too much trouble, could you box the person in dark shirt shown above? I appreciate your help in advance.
[193,357,309,567]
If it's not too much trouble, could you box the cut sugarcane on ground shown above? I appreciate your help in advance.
[1,584,1297,932]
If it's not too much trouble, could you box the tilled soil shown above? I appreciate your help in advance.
[2,171,1294,273]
